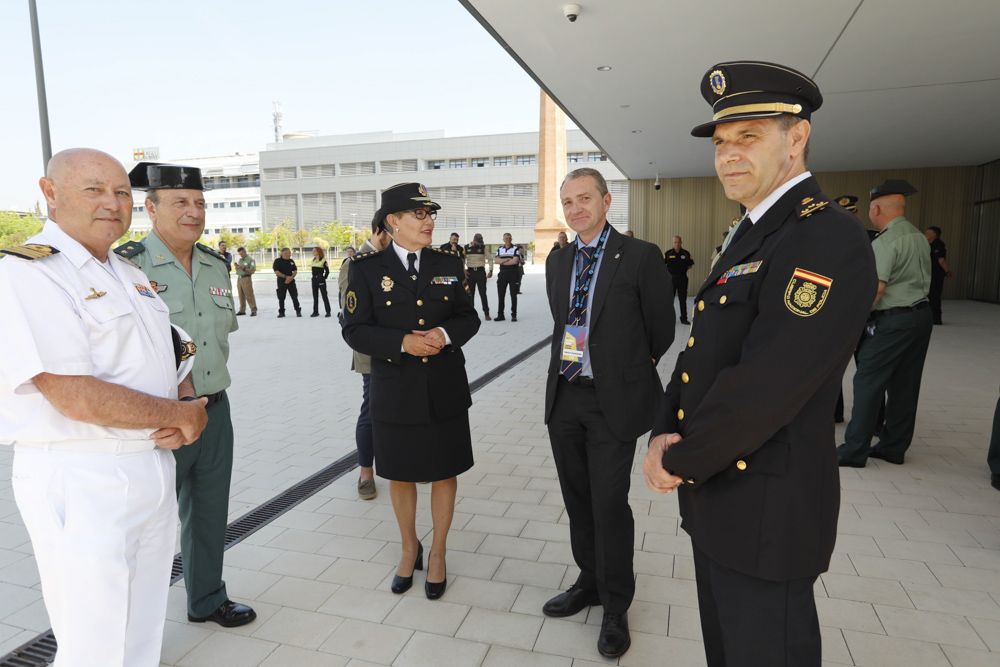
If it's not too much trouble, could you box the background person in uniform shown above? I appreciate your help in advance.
[543,167,674,658]
[273,247,301,317]
[119,162,257,629]
[342,183,480,601]
[0,148,209,666]
[464,232,493,320]
[310,246,332,318]
[495,232,522,321]
[217,240,233,272]
[924,226,951,324]
[643,62,877,667]
[838,180,932,467]
[440,231,466,259]
[234,246,257,316]
[664,235,695,324]
[338,215,392,500]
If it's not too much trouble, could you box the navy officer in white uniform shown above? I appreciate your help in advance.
[0,149,209,667]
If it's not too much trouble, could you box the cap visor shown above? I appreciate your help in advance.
[691,111,785,137]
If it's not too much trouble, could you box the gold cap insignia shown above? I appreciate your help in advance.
[709,69,726,96]
[417,184,429,197]
[84,287,107,300]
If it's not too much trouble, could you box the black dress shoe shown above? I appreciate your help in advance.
[277,313,285,318]
[542,585,601,617]
[325,313,331,317]
[680,318,690,325]
[296,310,302,317]
[425,551,447,600]
[511,315,517,322]
[598,612,631,658]
[188,600,257,628]
[494,314,505,321]
[869,448,904,465]
[992,473,1000,491]
[391,543,423,595]
[310,313,319,317]
[836,444,866,468]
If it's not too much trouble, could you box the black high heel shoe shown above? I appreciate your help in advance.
[390,543,423,594]
[424,553,447,600]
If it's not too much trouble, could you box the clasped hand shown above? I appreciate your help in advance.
[644,433,685,493]
[403,328,446,357]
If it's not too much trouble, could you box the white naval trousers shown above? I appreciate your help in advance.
[11,445,177,667]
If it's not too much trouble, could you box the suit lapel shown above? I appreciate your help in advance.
[588,228,623,329]
[699,176,822,297]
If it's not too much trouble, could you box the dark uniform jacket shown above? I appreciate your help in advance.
[544,226,675,441]
[664,247,694,277]
[342,246,480,425]
[655,176,877,581]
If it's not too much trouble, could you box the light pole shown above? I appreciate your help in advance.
[28,0,52,170]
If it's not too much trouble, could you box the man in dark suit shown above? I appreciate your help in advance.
[542,167,674,658]
[643,61,877,666]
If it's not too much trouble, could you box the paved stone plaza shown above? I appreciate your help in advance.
[1,273,998,666]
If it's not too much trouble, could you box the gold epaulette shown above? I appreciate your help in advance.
[351,249,382,262]
[0,244,60,260]
[798,196,830,219]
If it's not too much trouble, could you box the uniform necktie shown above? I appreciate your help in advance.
[723,215,753,253]
[406,252,418,280]
[560,245,598,381]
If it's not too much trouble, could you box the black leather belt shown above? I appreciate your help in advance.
[560,375,595,388]
[202,391,226,405]
[873,301,929,318]
[468,266,486,271]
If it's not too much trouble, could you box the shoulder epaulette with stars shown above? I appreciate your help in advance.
[431,247,460,257]
[351,249,382,263]
[0,243,60,261]
[196,243,227,263]
[798,196,830,219]
[114,241,145,259]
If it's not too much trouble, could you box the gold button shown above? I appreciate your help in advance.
[418,318,425,325]
[681,372,690,384]
[421,357,428,364]
[697,300,705,311]
[677,409,685,420]
[736,460,747,471]
[687,336,695,348]
[385,300,391,306]
[416,299,423,306]
[444,296,449,301]
[386,358,391,362]
[720,295,728,305]
[686,478,695,485]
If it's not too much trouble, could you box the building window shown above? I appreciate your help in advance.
[300,164,336,178]
[235,174,260,187]
[380,159,418,173]
[489,185,510,198]
[568,152,584,163]
[212,202,225,209]
[302,192,338,230]
[494,156,511,167]
[248,200,260,207]
[427,159,445,170]
[340,162,376,176]
[264,194,298,228]
[229,201,243,208]
[587,152,607,162]
[515,155,536,166]
[443,186,464,199]
[262,167,297,180]
[513,183,536,197]
[467,186,486,199]
[449,159,467,169]
[470,157,488,168]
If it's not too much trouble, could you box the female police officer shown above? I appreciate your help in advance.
[341,183,480,599]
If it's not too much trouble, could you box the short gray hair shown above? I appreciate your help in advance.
[777,114,810,164]
[562,167,608,197]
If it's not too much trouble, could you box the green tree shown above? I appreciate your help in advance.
[247,229,271,253]
[316,221,357,249]
[271,221,293,250]
[219,230,246,249]
[292,228,311,255]
[0,211,44,248]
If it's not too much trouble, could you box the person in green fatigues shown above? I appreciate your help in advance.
[839,179,932,468]
[116,162,257,628]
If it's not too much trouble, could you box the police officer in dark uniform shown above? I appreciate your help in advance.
[925,226,950,324]
[664,236,695,323]
[440,232,466,259]
[643,61,877,667]
[342,183,480,600]
[464,232,493,320]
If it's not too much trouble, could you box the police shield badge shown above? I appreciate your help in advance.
[784,268,832,317]
[345,290,358,314]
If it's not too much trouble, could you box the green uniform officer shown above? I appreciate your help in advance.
[839,179,932,467]
[116,162,257,628]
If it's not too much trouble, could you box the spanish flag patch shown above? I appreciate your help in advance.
[784,268,832,317]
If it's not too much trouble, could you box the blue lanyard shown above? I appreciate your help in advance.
[572,225,610,312]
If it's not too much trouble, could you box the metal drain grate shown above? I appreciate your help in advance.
[0,336,550,666]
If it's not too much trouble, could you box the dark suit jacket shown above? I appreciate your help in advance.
[545,225,675,441]
[654,176,877,581]
[342,246,481,425]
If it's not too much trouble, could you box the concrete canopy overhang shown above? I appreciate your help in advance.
[459,0,1000,179]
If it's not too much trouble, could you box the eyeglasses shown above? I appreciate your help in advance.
[407,209,437,221]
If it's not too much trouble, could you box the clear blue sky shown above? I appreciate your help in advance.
[0,0,548,210]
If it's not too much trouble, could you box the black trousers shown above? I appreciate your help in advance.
[276,280,300,314]
[467,268,490,314]
[311,278,330,315]
[929,273,945,323]
[988,390,1000,475]
[356,373,374,468]
[547,378,635,613]
[671,274,689,321]
[841,305,933,463]
[693,543,821,667]
[497,270,518,317]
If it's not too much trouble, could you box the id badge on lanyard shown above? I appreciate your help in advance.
[561,325,587,362]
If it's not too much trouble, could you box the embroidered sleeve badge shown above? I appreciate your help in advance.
[346,290,358,315]
[784,268,833,317]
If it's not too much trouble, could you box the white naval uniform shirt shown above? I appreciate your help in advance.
[0,220,177,447]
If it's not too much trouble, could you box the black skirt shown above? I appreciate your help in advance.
[372,412,474,482]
